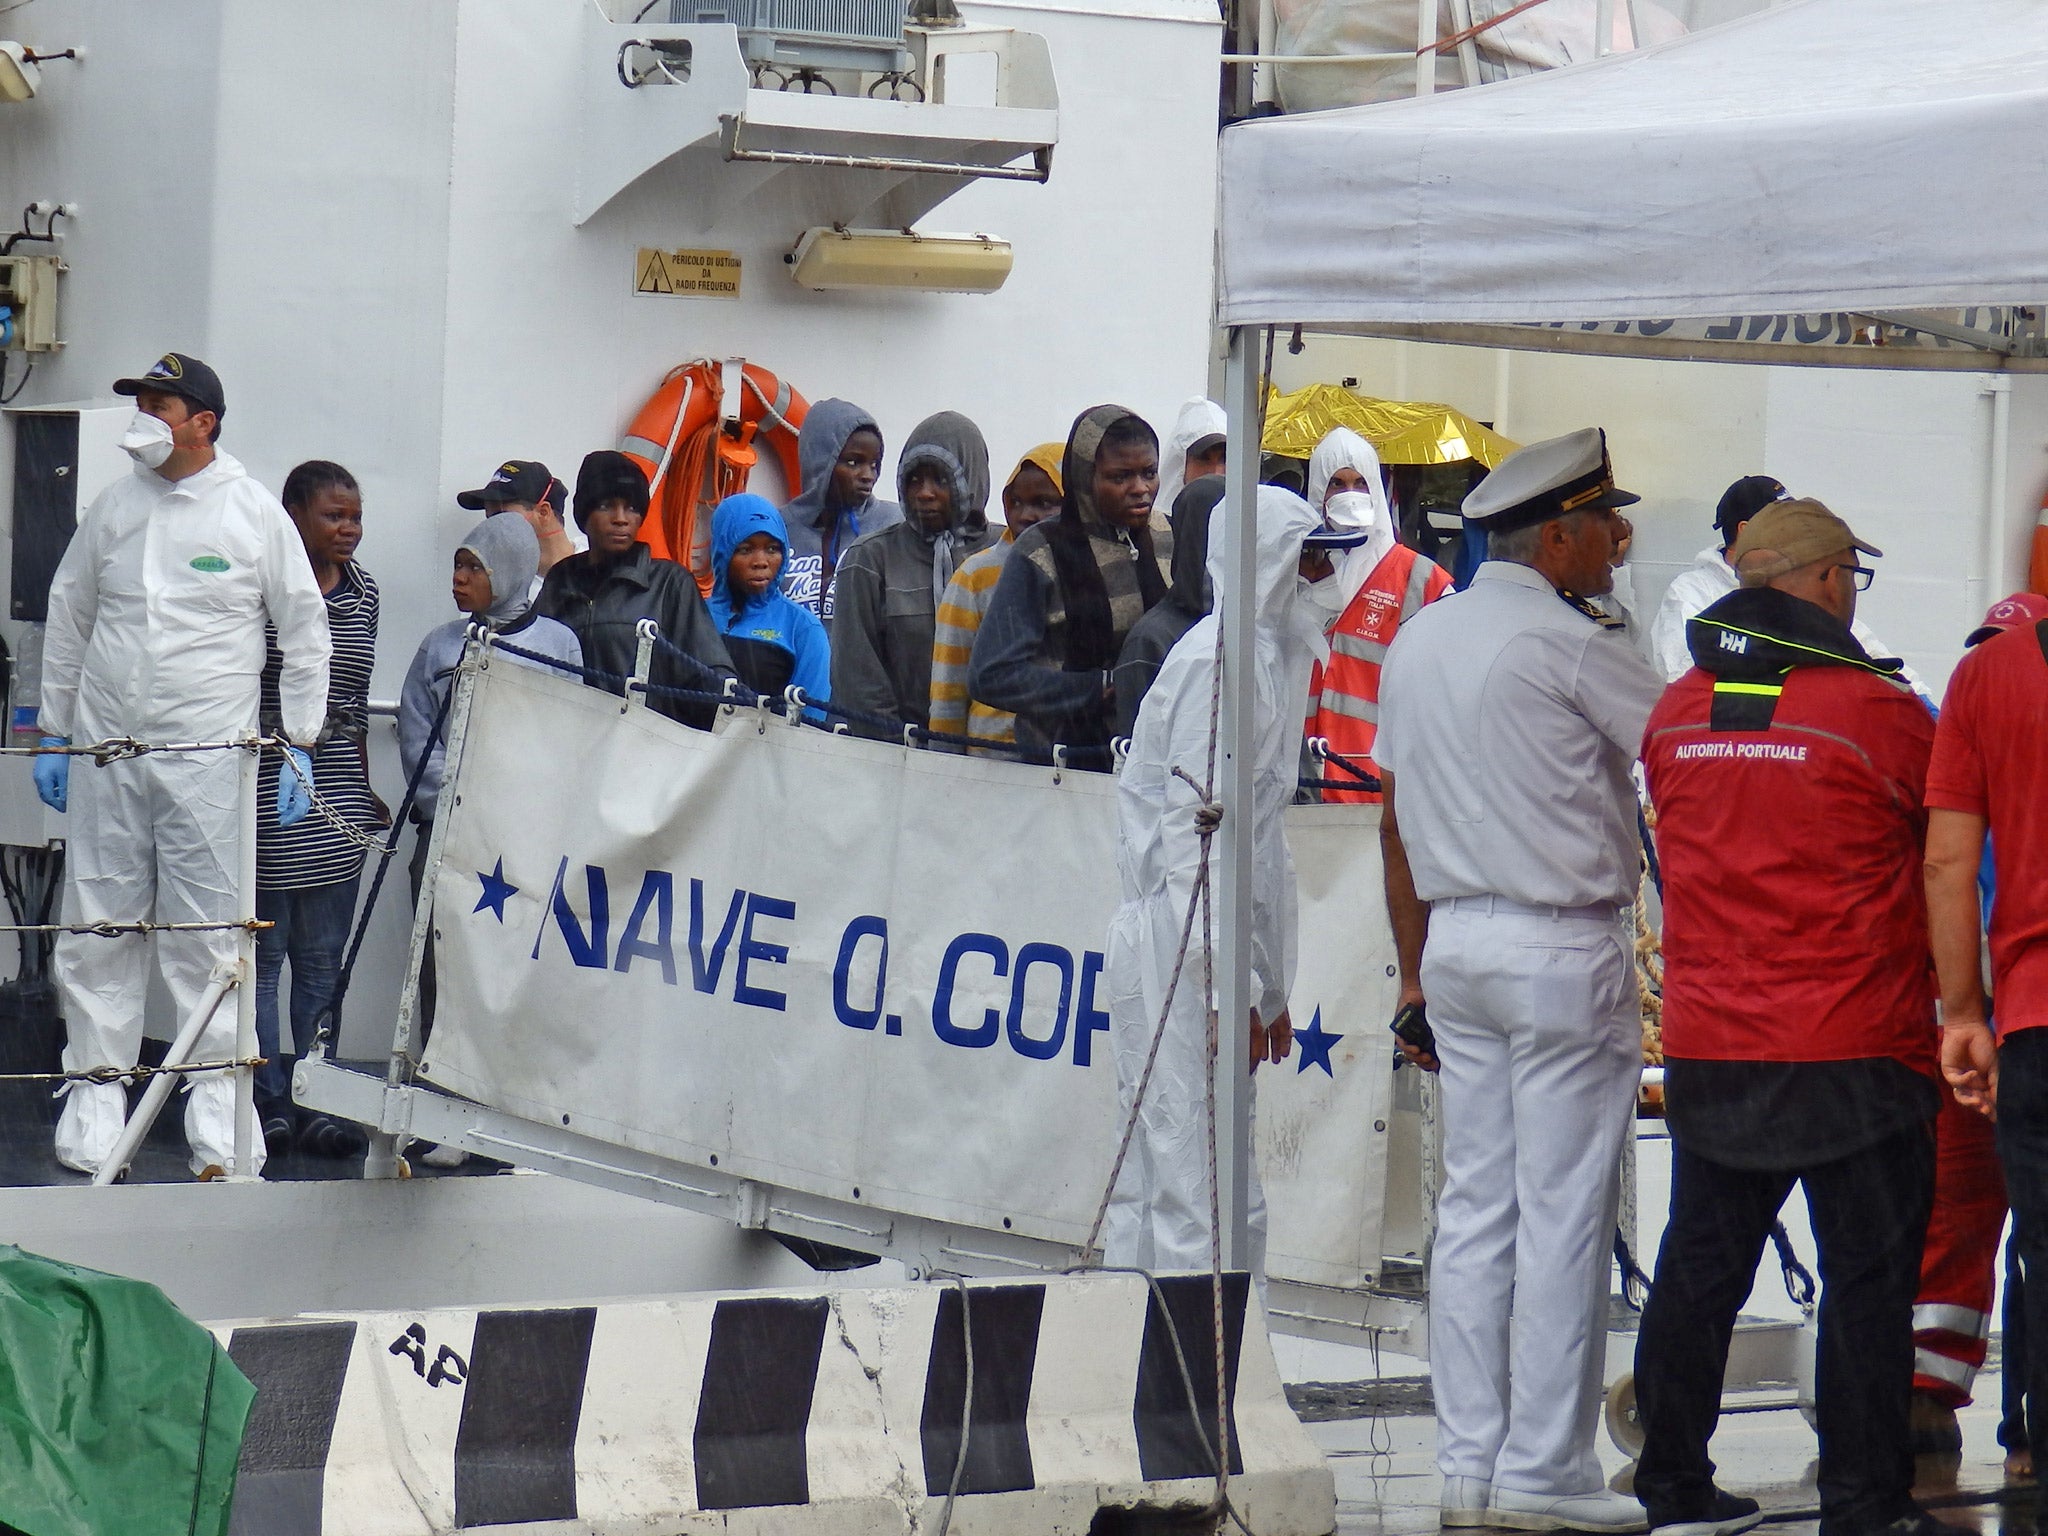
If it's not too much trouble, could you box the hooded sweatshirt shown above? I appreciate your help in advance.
[969,405,1172,762]
[929,443,1065,750]
[399,516,583,822]
[706,493,831,704]
[830,411,998,736]
[1155,396,1226,522]
[780,399,902,628]
[1113,475,1222,740]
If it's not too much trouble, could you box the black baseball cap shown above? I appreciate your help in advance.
[1715,475,1788,539]
[572,450,650,529]
[112,352,225,419]
[458,459,563,512]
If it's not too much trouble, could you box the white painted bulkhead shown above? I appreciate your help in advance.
[0,0,1222,1059]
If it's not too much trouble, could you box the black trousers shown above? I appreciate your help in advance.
[1995,1028,2048,1471]
[1634,1126,1933,1536]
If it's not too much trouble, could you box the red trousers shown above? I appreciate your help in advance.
[1913,1087,2009,1405]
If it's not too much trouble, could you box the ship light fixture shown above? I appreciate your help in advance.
[786,228,1014,294]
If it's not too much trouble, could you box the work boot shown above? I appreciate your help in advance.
[1908,1391,1963,1457]
[1491,1487,1648,1533]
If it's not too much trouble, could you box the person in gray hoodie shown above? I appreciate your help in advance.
[830,411,999,737]
[396,515,582,1096]
[780,398,902,629]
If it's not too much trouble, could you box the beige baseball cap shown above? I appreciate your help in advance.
[1728,497,1881,575]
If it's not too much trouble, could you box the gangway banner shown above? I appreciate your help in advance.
[423,658,1397,1290]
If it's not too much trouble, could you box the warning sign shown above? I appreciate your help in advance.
[635,247,742,300]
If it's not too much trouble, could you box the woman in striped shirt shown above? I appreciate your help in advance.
[254,460,383,1155]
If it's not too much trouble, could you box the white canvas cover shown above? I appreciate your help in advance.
[1220,0,2048,327]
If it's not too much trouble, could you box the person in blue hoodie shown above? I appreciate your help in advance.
[707,493,832,707]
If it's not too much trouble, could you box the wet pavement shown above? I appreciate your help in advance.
[1304,1381,2031,1536]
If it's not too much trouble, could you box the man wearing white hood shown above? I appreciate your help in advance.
[1102,487,1324,1276]
[1155,396,1228,523]
[1301,428,1453,802]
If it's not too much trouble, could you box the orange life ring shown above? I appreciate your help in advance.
[618,361,810,596]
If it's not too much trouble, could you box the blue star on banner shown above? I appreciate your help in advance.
[1293,1006,1342,1076]
[474,858,518,922]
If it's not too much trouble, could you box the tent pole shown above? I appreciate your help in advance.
[1216,326,1262,1272]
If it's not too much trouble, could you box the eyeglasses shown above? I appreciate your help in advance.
[1834,563,1876,591]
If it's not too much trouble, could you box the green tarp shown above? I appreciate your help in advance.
[0,1245,252,1536]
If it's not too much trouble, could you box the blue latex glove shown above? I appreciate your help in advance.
[277,746,314,828]
[31,737,67,813]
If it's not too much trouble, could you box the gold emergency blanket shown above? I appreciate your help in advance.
[1263,382,1518,467]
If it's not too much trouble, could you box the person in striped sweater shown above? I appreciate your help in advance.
[926,444,1063,750]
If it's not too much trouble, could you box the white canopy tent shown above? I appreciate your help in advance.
[1203,0,2048,1271]
[1218,0,2048,330]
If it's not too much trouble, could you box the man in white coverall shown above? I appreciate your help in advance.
[1103,486,1327,1275]
[1377,429,1662,1535]
[36,353,331,1177]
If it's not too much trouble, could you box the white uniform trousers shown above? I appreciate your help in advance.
[52,749,257,1177]
[1422,899,1638,1496]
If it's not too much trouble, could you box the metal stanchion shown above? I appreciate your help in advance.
[91,972,237,1187]
[229,737,260,1179]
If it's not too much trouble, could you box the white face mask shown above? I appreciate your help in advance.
[119,410,176,470]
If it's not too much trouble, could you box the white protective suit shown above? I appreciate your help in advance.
[41,449,331,1176]
[1155,396,1228,526]
[1103,486,1323,1275]
[1308,428,1400,609]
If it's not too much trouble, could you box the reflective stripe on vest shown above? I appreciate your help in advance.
[1315,548,1441,721]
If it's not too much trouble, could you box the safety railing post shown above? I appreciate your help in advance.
[1594,0,1614,55]
[229,737,260,1179]
[1415,0,1436,96]
[366,636,484,1179]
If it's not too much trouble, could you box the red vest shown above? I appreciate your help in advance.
[1306,545,1452,803]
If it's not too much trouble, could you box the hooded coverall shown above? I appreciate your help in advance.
[1103,487,1324,1275]
[41,451,331,1176]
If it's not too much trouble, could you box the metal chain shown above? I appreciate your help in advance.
[274,745,393,856]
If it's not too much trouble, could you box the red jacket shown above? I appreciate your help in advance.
[1643,587,1936,1073]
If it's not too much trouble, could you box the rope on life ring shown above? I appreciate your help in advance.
[617,361,811,597]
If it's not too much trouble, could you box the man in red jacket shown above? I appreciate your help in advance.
[1635,499,1941,1536]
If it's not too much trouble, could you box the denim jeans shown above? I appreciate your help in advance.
[253,876,361,1114]
[1635,1124,1933,1536]
[1995,1028,2048,1472]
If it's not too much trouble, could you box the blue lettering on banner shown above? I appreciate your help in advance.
[1005,942,1073,1061]
[689,879,746,994]
[1074,951,1109,1067]
[734,894,797,1011]
[532,858,610,968]
[834,916,890,1030]
[614,870,678,985]
[933,933,1008,1048]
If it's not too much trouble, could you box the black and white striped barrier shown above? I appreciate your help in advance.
[215,1271,1336,1534]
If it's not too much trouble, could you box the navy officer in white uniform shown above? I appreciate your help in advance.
[1376,428,1664,1535]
